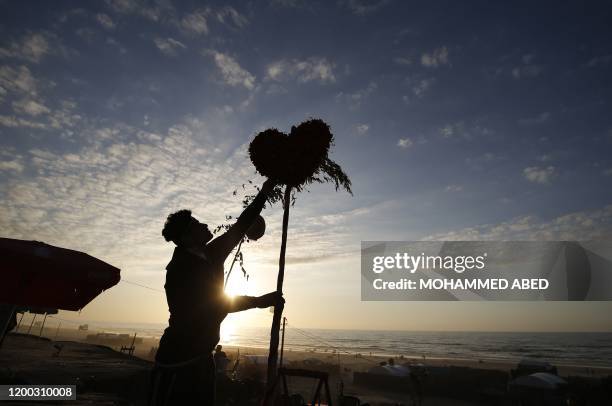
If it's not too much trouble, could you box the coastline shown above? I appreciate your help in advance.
[23,324,612,377]
[2,329,611,405]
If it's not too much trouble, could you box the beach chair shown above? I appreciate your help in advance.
[263,367,333,406]
[120,345,135,356]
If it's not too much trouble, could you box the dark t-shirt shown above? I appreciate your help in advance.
[155,247,227,363]
[155,190,269,364]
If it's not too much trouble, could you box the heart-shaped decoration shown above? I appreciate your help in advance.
[249,119,333,186]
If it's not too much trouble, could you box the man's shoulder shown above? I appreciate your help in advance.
[167,246,212,272]
[166,246,193,271]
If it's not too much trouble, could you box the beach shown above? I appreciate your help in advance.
[2,325,611,405]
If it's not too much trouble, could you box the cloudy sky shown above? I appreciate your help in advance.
[1,0,612,332]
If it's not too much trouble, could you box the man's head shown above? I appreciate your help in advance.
[162,209,214,248]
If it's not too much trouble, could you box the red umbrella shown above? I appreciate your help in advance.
[0,238,120,311]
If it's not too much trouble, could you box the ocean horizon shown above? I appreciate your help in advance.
[58,319,612,368]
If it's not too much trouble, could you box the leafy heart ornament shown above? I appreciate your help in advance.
[248,119,333,187]
[247,118,352,394]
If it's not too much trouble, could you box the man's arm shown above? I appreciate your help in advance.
[206,179,276,262]
[224,291,284,313]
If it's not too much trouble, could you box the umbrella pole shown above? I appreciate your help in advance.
[39,313,48,337]
[27,313,37,334]
[16,311,24,332]
[266,185,291,391]
[55,322,61,340]
[0,304,17,348]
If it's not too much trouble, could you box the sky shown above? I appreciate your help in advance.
[1,0,612,333]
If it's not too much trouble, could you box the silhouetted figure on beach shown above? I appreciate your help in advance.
[214,344,229,374]
[148,179,283,405]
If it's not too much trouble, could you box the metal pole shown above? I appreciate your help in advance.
[54,322,61,340]
[279,317,287,367]
[27,313,37,334]
[16,311,24,332]
[39,313,48,337]
[130,333,137,355]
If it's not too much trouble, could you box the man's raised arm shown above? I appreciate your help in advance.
[206,179,276,262]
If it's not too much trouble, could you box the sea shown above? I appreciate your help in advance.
[78,321,612,368]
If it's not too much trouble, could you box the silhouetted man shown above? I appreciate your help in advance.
[213,345,229,374]
[148,179,283,405]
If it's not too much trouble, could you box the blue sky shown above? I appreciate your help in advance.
[1,0,612,331]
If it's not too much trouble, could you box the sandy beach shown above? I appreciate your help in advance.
[2,325,611,405]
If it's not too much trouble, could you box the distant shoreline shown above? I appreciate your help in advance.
[15,323,612,376]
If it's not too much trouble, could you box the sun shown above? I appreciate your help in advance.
[224,273,255,298]
[221,275,260,344]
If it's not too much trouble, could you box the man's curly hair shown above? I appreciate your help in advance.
[162,209,192,244]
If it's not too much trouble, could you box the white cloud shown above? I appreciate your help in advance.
[209,51,255,89]
[538,154,552,162]
[96,13,115,29]
[438,121,491,141]
[0,159,24,173]
[181,9,210,35]
[397,137,413,148]
[412,78,435,97]
[106,0,169,22]
[0,117,267,278]
[425,205,612,241]
[106,37,127,54]
[421,46,449,68]
[445,185,463,192]
[0,65,39,96]
[153,37,186,56]
[355,124,369,136]
[106,0,136,13]
[0,115,46,129]
[393,56,412,66]
[0,33,50,63]
[440,124,454,137]
[266,57,336,84]
[215,6,248,28]
[12,99,50,116]
[336,82,377,109]
[523,166,556,184]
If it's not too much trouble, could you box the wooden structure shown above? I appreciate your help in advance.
[264,367,332,406]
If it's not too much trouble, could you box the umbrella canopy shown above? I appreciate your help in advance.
[367,364,411,377]
[510,372,567,390]
[0,238,120,311]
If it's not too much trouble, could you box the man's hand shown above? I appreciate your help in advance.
[262,178,277,194]
[256,291,284,308]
